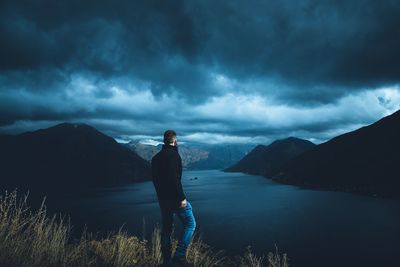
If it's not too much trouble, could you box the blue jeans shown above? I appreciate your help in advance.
[159,200,196,263]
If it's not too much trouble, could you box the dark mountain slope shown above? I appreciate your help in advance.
[224,137,316,177]
[0,123,151,193]
[273,110,400,197]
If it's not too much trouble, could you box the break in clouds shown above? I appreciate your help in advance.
[1,0,400,144]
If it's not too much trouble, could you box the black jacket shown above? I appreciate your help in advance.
[151,144,186,208]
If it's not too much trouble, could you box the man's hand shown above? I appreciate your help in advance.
[180,198,187,208]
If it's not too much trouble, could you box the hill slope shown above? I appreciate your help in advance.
[273,110,400,197]
[0,123,151,192]
[224,137,316,177]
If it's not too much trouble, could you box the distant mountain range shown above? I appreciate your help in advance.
[123,141,208,168]
[0,123,151,193]
[272,110,400,197]
[224,137,316,177]
[3,109,398,198]
[123,141,254,170]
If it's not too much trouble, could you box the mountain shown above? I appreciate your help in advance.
[273,110,400,197]
[0,123,151,193]
[224,137,316,177]
[186,143,255,170]
[123,141,254,170]
[126,141,165,162]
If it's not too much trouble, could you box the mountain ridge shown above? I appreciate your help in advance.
[273,109,400,197]
[224,137,316,177]
[0,122,151,194]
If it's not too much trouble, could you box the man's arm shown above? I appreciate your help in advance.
[166,153,186,204]
[151,156,160,195]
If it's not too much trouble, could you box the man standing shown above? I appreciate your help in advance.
[151,130,196,267]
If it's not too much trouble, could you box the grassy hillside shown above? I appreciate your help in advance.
[0,190,289,267]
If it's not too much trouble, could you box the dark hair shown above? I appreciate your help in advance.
[163,129,177,145]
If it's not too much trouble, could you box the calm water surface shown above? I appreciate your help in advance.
[44,169,400,267]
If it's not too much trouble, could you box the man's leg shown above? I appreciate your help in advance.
[160,203,174,265]
[173,200,196,259]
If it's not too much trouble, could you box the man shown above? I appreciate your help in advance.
[151,130,196,267]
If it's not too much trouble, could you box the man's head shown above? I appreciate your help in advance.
[163,130,177,145]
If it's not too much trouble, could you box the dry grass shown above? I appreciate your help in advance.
[0,190,289,267]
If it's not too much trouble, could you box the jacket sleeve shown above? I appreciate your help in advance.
[166,153,186,202]
[151,157,158,184]
[151,157,157,178]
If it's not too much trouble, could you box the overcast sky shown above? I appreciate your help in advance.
[1,0,400,145]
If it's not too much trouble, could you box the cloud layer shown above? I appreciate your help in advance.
[1,0,400,144]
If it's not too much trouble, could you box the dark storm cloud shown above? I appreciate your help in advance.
[0,0,211,98]
[1,0,400,143]
[1,0,400,89]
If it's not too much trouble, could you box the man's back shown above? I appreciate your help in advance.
[151,144,185,209]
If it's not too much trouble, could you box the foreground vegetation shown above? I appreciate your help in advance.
[0,190,289,267]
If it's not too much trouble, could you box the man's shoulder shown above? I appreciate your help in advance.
[151,150,162,163]
[152,149,179,162]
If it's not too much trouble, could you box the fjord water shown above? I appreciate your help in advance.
[48,169,400,267]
